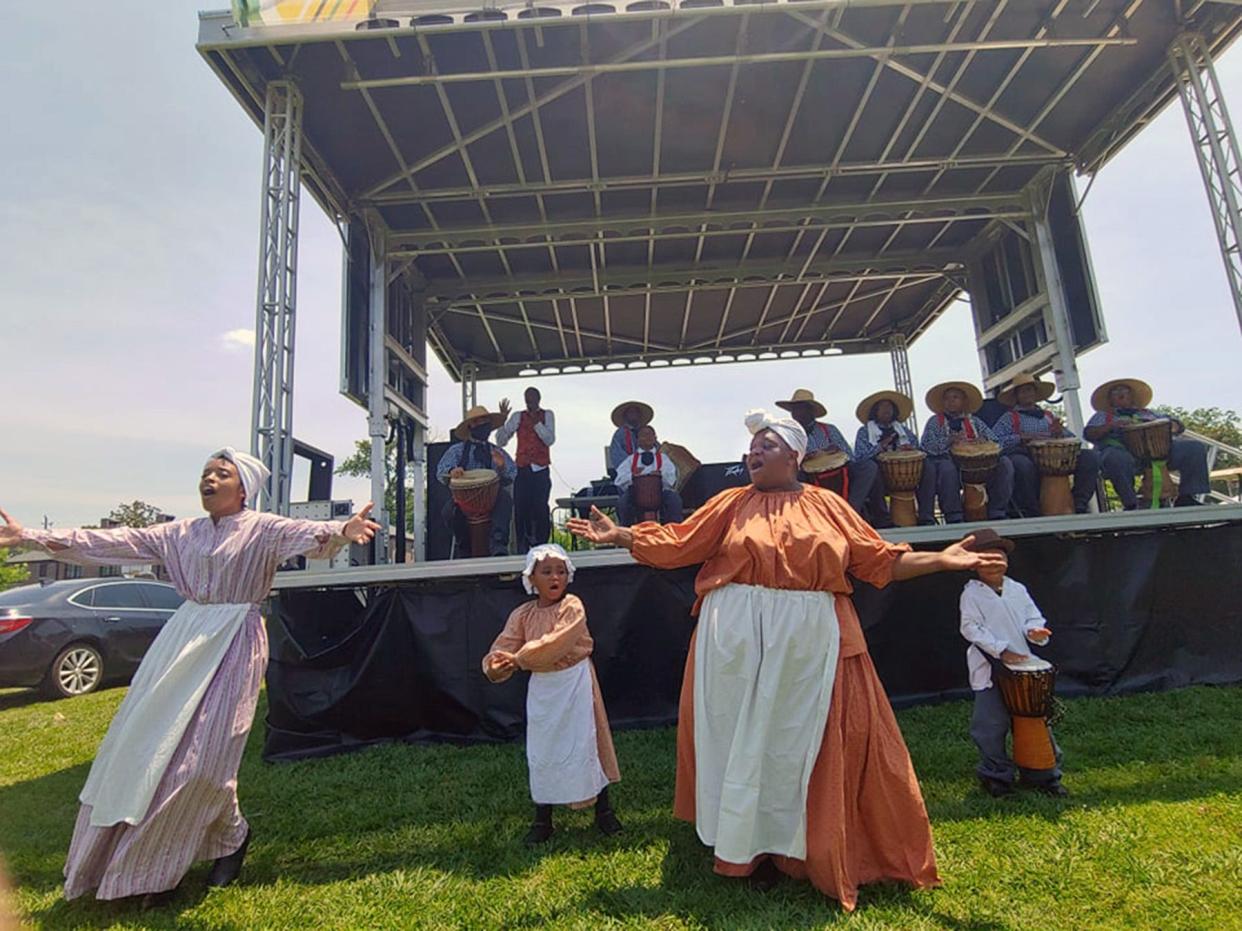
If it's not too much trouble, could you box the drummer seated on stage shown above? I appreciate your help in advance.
[852,390,937,527]
[920,381,1015,523]
[777,388,879,520]
[1083,378,1210,509]
[993,373,1100,516]
[436,404,518,556]
[615,425,682,526]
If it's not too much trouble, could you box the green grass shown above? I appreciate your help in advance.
[1,684,1240,930]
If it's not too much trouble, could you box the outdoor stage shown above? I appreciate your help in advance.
[264,503,1242,761]
[193,2,1242,762]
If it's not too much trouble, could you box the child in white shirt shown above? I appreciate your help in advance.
[959,529,1067,798]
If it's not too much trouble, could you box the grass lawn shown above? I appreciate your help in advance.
[0,684,1239,930]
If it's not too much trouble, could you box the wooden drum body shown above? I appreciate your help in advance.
[951,441,1000,522]
[1122,419,1174,509]
[877,450,926,527]
[449,468,500,557]
[994,658,1058,771]
[632,473,664,520]
[803,450,849,497]
[1026,438,1081,516]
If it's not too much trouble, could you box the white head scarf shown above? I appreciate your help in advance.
[522,543,576,595]
[745,409,808,464]
[207,447,270,508]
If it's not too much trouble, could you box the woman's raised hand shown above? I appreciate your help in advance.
[0,509,24,548]
[939,534,1007,573]
[567,506,621,545]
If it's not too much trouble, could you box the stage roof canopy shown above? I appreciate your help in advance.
[200,0,1242,381]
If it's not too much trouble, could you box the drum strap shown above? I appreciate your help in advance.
[631,450,663,473]
[1011,409,1054,434]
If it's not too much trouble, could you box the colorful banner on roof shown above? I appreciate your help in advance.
[230,1,378,27]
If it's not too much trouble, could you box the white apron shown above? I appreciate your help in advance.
[694,583,841,864]
[79,601,253,827]
[525,661,610,805]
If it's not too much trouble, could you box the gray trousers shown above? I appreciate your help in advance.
[925,454,1015,522]
[1007,447,1101,516]
[846,457,880,517]
[971,685,1062,784]
[1099,438,1210,508]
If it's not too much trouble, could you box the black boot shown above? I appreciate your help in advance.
[979,775,1014,798]
[524,804,554,845]
[594,787,623,836]
[206,829,250,888]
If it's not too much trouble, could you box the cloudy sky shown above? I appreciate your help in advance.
[2,3,1240,529]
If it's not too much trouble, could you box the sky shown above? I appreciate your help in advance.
[1,2,1240,529]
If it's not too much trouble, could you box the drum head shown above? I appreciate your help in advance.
[450,468,499,490]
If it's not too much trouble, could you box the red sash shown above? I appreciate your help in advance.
[937,413,977,440]
[631,450,663,473]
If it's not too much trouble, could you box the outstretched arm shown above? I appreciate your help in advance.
[891,535,1007,581]
[273,503,381,561]
[1,508,169,566]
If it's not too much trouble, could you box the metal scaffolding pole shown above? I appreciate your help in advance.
[368,221,390,564]
[1030,193,1086,437]
[888,333,918,433]
[1170,33,1242,333]
[461,362,479,417]
[250,80,303,514]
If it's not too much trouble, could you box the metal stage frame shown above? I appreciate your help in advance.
[198,1,1242,561]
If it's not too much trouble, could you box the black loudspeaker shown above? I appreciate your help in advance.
[681,460,751,510]
[426,441,454,561]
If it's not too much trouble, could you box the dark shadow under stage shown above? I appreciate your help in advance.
[264,506,1242,762]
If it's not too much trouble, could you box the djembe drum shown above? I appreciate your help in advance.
[449,468,499,557]
[659,442,701,494]
[1025,438,1081,516]
[877,449,926,527]
[993,656,1058,771]
[802,449,849,497]
[1122,419,1173,509]
[632,473,664,522]
[951,440,1001,522]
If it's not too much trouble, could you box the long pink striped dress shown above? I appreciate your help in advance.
[26,510,345,900]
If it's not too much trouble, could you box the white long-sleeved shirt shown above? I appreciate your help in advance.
[615,447,678,491]
[494,409,556,471]
[959,578,1050,691]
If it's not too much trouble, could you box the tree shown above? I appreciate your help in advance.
[106,500,166,528]
[336,440,409,531]
[0,548,30,592]
[1154,406,1242,469]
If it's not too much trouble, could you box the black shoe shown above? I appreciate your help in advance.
[747,859,784,892]
[1174,495,1203,508]
[594,786,623,836]
[524,805,555,846]
[979,776,1014,798]
[206,830,250,888]
[139,889,177,910]
[1025,780,1069,797]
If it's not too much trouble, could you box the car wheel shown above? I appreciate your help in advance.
[44,643,105,698]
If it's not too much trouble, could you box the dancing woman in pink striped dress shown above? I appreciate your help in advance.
[0,448,379,903]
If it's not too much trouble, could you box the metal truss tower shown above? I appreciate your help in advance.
[250,80,304,514]
[888,333,918,433]
[1171,33,1242,333]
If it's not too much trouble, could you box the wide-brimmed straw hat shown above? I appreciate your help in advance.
[454,405,506,441]
[925,381,984,415]
[961,528,1014,554]
[610,400,654,429]
[774,388,827,420]
[1090,377,1153,413]
[998,373,1056,408]
[855,390,914,425]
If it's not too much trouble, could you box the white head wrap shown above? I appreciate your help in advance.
[522,543,576,595]
[744,409,808,464]
[207,447,270,508]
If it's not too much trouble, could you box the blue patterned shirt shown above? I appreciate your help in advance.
[805,422,855,460]
[853,422,920,461]
[608,426,643,472]
[992,407,1076,451]
[920,413,999,457]
[1084,407,1162,448]
[436,441,517,486]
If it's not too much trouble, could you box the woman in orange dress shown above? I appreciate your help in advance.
[569,410,1002,910]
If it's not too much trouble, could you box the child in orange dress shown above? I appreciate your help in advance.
[482,544,622,844]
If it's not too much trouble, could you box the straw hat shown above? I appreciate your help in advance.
[610,400,654,429]
[960,528,1014,554]
[1090,377,1153,413]
[855,390,914,425]
[925,381,984,415]
[454,405,506,441]
[774,388,828,420]
[998,373,1056,408]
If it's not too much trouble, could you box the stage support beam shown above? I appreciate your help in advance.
[250,80,303,514]
[1029,184,1085,437]
[461,362,479,418]
[368,220,390,564]
[888,333,918,433]
[1170,33,1242,335]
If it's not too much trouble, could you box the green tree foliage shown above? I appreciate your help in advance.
[0,548,30,591]
[106,500,166,528]
[1155,406,1242,468]
[336,440,410,531]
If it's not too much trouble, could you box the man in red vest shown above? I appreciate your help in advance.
[496,387,556,553]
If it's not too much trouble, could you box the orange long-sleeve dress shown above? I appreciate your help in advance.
[630,484,939,911]
[482,593,620,785]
